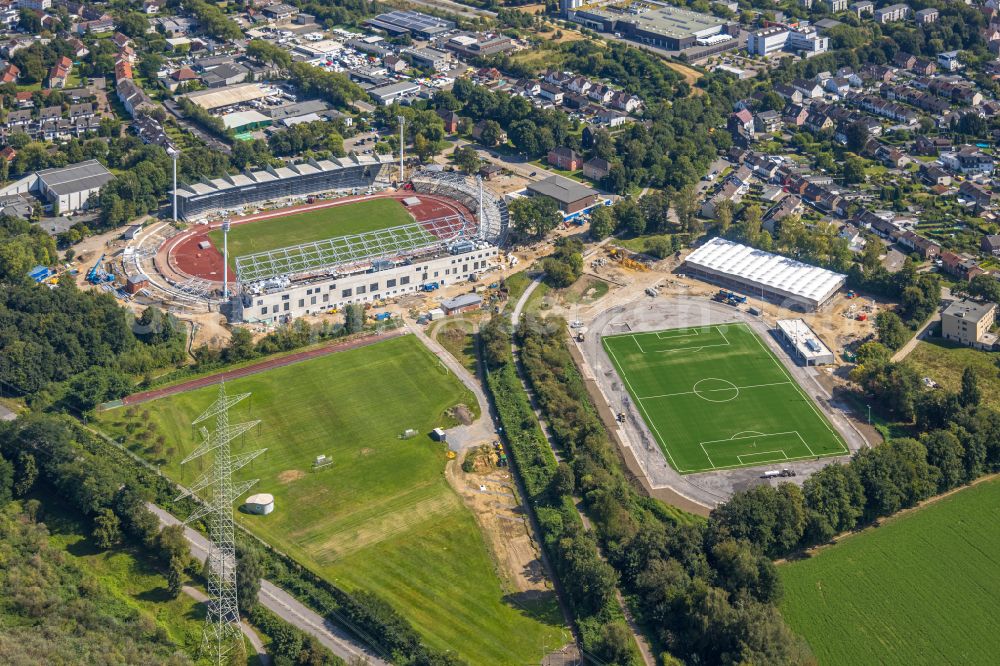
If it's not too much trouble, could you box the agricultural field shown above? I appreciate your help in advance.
[905,337,1000,411]
[100,335,566,664]
[602,323,848,473]
[780,478,1000,665]
[208,198,418,259]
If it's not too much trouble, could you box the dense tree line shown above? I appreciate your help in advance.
[0,501,194,664]
[287,62,367,110]
[542,237,584,288]
[513,315,810,664]
[0,279,185,410]
[177,0,243,41]
[268,120,345,157]
[480,316,634,662]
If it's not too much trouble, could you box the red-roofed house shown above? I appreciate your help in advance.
[1,63,19,84]
[115,59,133,82]
[48,56,72,89]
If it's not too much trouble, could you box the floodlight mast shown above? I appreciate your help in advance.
[170,148,179,222]
[178,384,264,665]
[222,217,231,300]
[398,115,405,182]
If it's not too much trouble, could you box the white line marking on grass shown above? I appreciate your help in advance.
[637,380,791,401]
[604,343,683,472]
[654,328,701,340]
[701,430,801,446]
[631,334,646,354]
[737,450,789,464]
[699,442,717,469]
[744,323,850,455]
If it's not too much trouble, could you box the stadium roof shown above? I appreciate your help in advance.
[685,237,845,308]
[526,175,599,205]
[181,83,269,110]
[37,159,114,195]
[177,154,394,201]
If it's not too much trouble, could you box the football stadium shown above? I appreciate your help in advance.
[151,169,509,321]
[603,322,848,474]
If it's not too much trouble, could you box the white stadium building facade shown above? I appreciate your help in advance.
[683,237,846,311]
[235,171,509,323]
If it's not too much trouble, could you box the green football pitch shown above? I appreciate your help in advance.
[602,323,848,474]
[100,336,566,664]
[207,198,422,260]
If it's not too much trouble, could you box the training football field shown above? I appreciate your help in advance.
[603,322,848,474]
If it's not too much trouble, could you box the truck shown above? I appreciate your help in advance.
[421,282,440,292]
[762,470,781,479]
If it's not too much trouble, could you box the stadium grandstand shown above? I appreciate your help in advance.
[175,154,395,221]
[236,171,509,323]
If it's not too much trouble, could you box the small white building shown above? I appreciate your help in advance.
[776,319,835,365]
[244,493,275,515]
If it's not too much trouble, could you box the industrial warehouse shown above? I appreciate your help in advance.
[174,154,395,220]
[683,237,846,311]
[568,2,737,52]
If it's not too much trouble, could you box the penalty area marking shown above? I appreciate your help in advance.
[737,450,790,464]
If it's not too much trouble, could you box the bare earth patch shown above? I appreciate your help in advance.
[359,447,374,457]
[451,404,474,426]
[278,469,306,484]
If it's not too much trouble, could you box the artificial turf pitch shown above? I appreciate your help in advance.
[602,322,847,474]
[101,336,566,664]
[207,198,419,259]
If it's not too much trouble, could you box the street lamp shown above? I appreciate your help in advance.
[867,404,871,426]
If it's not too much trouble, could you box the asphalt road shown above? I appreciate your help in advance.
[148,504,390,666]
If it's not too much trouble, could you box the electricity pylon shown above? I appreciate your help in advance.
[177,383,265,664]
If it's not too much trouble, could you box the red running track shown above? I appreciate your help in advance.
[162,192,474,285]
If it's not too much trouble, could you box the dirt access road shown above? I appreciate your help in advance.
[122,329,404,406]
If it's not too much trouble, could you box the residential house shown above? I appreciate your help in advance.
[915,7,938,23]
[0,63,17,84]
[755,110,781,133]
[791,78,823,98]
[548,146,581,171]
[729,108,755,136]
[941,146,995,175]
[763,194,803,232]
[940,251,985,281]
[941,299,997,349]
[111,32,131,50]
[850,0,873,16]
[384,55,407,73]
[775,83,804,104]
[913,134,952,155]
[919,163,952,186]
[583,157,611,181]
[893,52,917,70]
[594,109,628,127]
[958,180,994,210]
[608,91,641,113]
[436,109,459,133]
[874,3,911,23]
[912,58,936,76]
[538,83,563,104]
[783,103,809,127]
[824,76,851,95]
[48,56,72,89]
[471,119,506,144]
[898,230,941,258]
[938,50,961,71]
[980,234,1000,256]
[587,84,614,104]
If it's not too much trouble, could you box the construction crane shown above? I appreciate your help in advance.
[86,254,114,284]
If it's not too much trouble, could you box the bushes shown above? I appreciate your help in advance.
[480,315,630,659]
[247,606,343,666]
